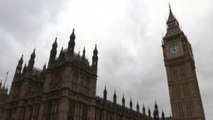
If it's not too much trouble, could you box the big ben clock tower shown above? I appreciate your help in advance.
[162,6,206,120]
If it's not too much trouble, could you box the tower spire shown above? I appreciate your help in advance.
[143,104,146,115]
[19,55,23,65]
[153,101,159,120]
[162,110,165,120]
[48,38,57,68]
[82,47,86,60]
[122,94,125,107]
[3,71,9,88]
[15,55,23,75]
[136,101,139,112]
[42,63,46,72]
[148,107,151,118]
[163,5,181,39]
[113,90,117,104]
[28,49,36,70]
[103,86,107,101]
[130,98,133,110]
[59,46,65,60]
[92,44,98,70]
[167,3,176,24]
[68,29,76,53]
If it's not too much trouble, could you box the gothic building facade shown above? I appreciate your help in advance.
[162,6,205,120]
[0,29,166,120]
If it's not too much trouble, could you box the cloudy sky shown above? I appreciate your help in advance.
[0,0,212,119]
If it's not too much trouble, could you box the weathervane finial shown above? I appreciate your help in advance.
[169,2,171,10]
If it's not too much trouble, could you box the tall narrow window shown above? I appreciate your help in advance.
[83,78,90,96]
[95,110,102,120]
[68,101,75,120]
[8,109,15,120]
[46,100,57,120]
[82,104,88,120]
[72,73,78,92]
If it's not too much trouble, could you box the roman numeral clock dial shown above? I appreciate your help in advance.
[166,42,183,59]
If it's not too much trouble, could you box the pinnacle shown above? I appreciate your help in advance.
[167,4,176,23]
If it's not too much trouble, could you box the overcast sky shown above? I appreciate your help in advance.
[0,0,212,119]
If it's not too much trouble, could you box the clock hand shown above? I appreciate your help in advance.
[173,48,176,52]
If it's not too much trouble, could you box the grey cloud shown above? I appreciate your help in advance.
[0,0,68,86]
[0,0,212,119]
[0,0,66,42]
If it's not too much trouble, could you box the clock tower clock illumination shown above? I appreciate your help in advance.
[162,5,205,120]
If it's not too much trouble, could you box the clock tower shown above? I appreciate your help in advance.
[162,6,205,120]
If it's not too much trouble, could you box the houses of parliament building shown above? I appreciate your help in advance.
[0,6,205,120]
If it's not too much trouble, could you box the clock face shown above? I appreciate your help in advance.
[166,42,183,59]
[169,43,181,55]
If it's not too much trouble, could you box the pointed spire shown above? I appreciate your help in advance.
[23,64,27,73]
[93,44,98,54]
[143,104,146,115]
[113,90,117,104]
[130,98,133,109]
[103,86,107,101]
[53,37,58,48]
[164,4,181,39]
[167,3,176,24]
[48,38,57,68]
[92,44,98,68]
[122,94,125,107]
[82,47,86,59]
[148,107,151,118]
[16,55,24,75]
[3,71,9,88]
[70,29,76,40]
[43,64,46,72]
[136,101,139,112]
[68,29,76,53]
[31,49,36,59]
[28,49,36,69]
[18,55,23,65]
[155,100,158,109]
[59,46,64,59]
[154,101,159,120]
[61,46,64,53]
[162,110,165,120]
